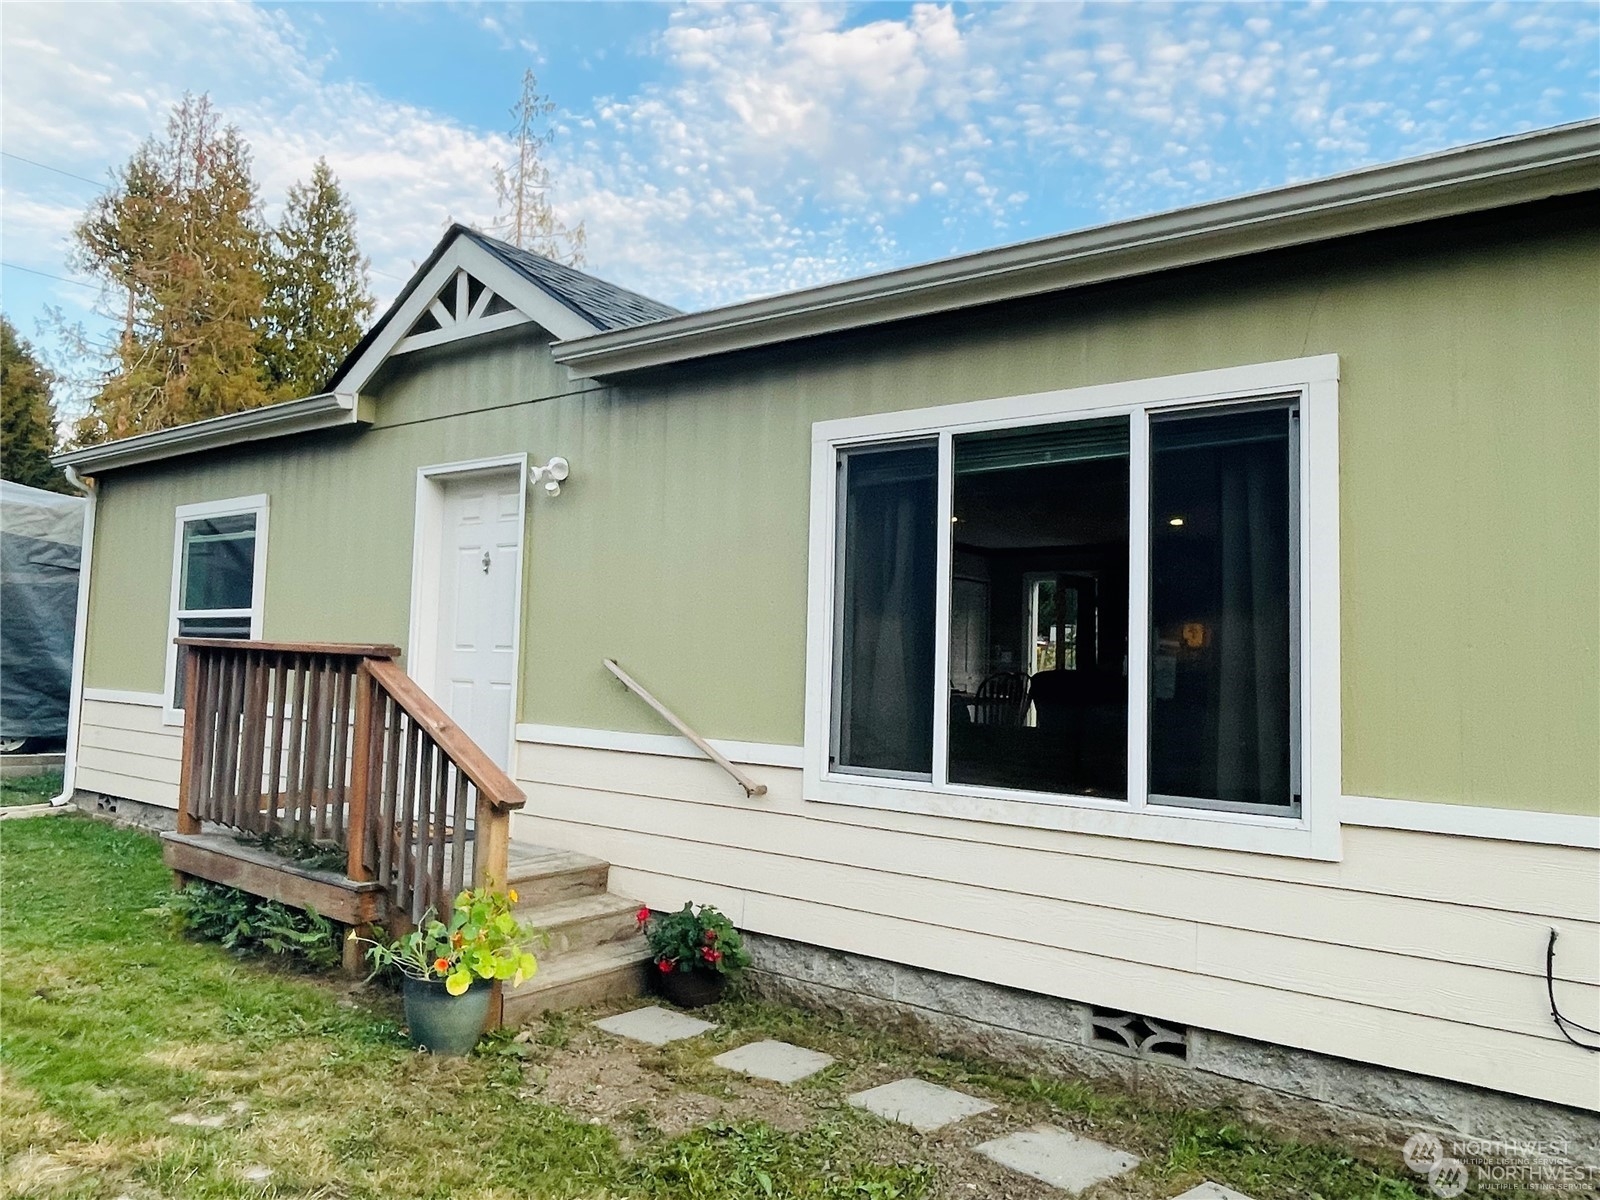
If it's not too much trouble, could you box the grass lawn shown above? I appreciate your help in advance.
[1,771,62,807]
[0,817,1504,1199]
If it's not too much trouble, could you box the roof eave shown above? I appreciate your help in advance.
[552,120,1600,379]
[53,391,366,475]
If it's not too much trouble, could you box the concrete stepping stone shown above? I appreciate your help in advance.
[713,1039,834,1083]
[975,1125,1140,1192]
[847,1078,995,1131]
[592,1005,716,1046]
[1175,1185,1257,1200]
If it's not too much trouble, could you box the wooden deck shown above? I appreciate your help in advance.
[164,639,648,1021]
[163,830,387,926]
[163,826,653,1019]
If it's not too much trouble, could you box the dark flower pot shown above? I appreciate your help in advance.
[657,965,728,1008]
[403,975,493,1055]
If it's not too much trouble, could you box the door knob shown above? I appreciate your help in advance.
[481,550,491,573]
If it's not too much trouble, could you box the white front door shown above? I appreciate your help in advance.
[433,472,522,770]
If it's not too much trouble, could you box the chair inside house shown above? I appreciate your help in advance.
[971,670,1031,727]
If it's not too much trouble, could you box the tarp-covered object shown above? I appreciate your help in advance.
[1,480,86,742]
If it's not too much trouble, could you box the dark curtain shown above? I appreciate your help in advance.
[837,447,937,775]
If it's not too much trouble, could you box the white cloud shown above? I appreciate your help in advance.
[0,1,510,305]
[2,0,1596,339]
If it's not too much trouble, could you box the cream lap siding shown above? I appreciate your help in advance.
[510,739,1600,1113]
[76,697,181,809]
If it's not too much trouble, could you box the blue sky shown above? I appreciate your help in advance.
[2,2,1596,404]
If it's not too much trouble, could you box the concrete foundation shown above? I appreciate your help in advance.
[71,790,179,832]
[742,932,1600,1170]
[63,789,1600,1169]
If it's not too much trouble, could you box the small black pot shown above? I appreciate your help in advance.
[657,965,728,1008]
[402,975,493,1055]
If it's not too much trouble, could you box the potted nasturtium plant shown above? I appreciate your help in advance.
[639,901,751,1008]
[358,887,538,1055]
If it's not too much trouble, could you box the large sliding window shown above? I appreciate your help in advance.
[807,358,1337,857]
[164,496,269,718]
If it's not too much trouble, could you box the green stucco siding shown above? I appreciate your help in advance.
[82,207,1600,816]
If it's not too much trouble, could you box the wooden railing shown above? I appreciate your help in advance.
[176,639,526,925]
[603,657,768,798]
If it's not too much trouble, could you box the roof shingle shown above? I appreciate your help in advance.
[462,229,681,331]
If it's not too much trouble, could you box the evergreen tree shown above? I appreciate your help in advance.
[492,70,587,265]
[260,159,375,399]
[0,317,68,492]
[71,93,270,445]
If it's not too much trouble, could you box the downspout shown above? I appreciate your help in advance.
[49,465,96,807]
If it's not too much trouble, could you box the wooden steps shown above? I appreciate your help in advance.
[160,828,651,1022]
[500,840,651,1024]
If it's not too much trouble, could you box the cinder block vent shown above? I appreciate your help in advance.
[1087,1006,1190,1064]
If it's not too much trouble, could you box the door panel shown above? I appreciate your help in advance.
[433,471,521,770]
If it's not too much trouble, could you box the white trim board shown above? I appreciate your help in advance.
[1341,795,1599,850]
[53,391,366,475]
[510,728,1599,850]
[69,702,1595,849]
[82,688,165,709]
[516,723,804,770]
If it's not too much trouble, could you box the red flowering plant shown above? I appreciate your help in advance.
[357,887,538,996]
[638,902,750,978]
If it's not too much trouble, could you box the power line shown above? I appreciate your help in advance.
[0,151,104,189]
[0,261,100,291]
[1,151,407,287]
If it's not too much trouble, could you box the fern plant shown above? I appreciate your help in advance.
[164,881,340,971]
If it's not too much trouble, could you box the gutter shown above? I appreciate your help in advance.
[553,119,1600,379]
[52,390,367,475]
[49,465,96,808]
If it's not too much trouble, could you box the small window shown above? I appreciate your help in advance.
[166,498,267,714]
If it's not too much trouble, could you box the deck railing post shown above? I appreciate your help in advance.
[345,662,376,883]
[473,791,509,892]
[176,648,202,835]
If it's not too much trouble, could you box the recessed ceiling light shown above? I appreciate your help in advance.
[1168,517,1185,527]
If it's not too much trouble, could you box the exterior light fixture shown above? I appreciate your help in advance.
[1168,516,1185,527]
[531,456,569,498]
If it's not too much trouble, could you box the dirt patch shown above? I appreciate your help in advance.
[535,1027,734,1144]
[525,1014,1084,1200]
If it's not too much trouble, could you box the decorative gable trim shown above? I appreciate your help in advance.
[395,266,530,355]
[336,235,600,395]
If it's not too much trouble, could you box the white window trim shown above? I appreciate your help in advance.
[162,494,270,726]
[803,355,1342,861]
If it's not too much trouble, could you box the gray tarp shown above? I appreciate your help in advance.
[0,480,86,741]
